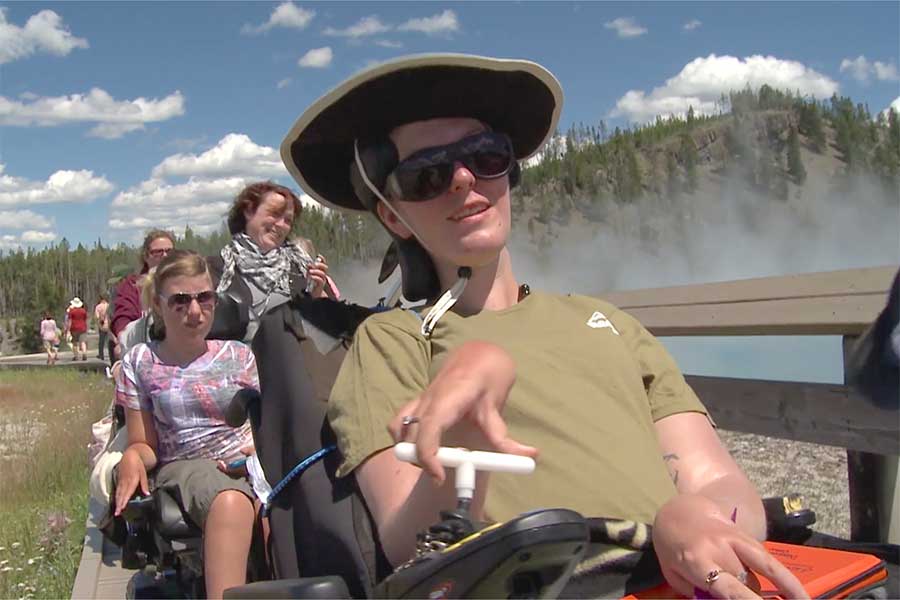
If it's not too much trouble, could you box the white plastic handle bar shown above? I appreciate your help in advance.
[394,442,535,500]
[393,443,535,474]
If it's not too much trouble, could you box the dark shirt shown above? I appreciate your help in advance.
[111,274,142,337]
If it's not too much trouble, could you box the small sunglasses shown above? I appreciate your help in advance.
[159,290,218,311]
[385,131,515,202]
[148,247,174,258]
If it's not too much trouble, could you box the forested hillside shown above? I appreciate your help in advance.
[1,86,897,352]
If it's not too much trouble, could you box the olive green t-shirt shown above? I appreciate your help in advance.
[327,291,708,525]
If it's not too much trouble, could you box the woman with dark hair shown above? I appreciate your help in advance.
[208,180,333,342]
[110,229,175,360]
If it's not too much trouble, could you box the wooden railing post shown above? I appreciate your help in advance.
[843,335,899,543]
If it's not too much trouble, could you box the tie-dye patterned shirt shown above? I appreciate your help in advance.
[119,339,257,464]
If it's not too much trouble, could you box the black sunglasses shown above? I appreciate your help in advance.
[385,131,515,202]
[159,290,218,311]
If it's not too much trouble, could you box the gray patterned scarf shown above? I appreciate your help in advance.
[216,233,313,298]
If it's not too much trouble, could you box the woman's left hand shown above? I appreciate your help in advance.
[307,256,329,298]
[653,494,808,599]
[217,445,254,476]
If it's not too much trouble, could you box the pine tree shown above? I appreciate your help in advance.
[666,152,681,198]
[798,101,826,152]
[680,133,698,192]
[787,127,807,184]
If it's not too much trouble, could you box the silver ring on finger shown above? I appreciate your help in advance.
[401,415,420,427]
[705,568,721,590]
[736,570,749,585]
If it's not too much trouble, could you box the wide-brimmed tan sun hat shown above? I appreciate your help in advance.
[280,53,564,212]
[69,297,84,309]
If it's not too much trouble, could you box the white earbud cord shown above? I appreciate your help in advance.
[353,140,470,337]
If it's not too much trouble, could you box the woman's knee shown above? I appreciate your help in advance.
[209,490,254,523]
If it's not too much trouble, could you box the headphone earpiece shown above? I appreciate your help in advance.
[509,161,521,189]
[349,139,399,211]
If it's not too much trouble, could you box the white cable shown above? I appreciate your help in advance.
[420,269,469,337]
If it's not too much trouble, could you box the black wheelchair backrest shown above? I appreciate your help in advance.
[249,297,389,598]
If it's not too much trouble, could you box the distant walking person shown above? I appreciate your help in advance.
[94,294,110,360]
[66,297,88,361]
[40,312,60,365]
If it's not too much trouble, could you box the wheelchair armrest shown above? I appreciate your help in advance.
[122,493,156,520]
[223,576,351,599]
[763,494,816,542]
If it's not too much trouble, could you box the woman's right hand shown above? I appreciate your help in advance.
[114,447,150,516]
[387,341,538,484]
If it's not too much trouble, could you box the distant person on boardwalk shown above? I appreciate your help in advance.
[94,293,110,361]
[110,229,175,361]
[114,250,259,599]
[208,181,334,342]
[40,312,60,365]
[65,297,88,361]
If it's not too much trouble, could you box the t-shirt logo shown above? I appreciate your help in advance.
[587,311,620,335]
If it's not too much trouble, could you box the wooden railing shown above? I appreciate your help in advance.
[601,265,899,544]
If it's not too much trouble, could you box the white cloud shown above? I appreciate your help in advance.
[0,164,115,206]
[242,2,314,34]
[152,133,288,180]
[0,88,185,138]
[683,19,702,31]
[611,54,839,123]
[375,39,403,49]
[323,15,390,38]
[276,77,292,89]
[0,230,57,250]
[111,131,331,234]
[109,177,248,234]
[21,230,56,243]
[397,10,459,35]
[297,46,332,68]
[603,17,647,39]
[0,209,52,229]
[839,55,900,83]
[0,8,88,64]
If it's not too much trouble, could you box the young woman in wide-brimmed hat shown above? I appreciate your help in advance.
[281,54,807,600]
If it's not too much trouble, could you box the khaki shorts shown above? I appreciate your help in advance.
[43,340,57,353]
[70,330,84,343]
[153,458,254,528]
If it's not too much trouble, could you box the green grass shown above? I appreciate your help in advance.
[0,369,111,599]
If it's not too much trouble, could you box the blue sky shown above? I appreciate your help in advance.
[1,1,898,250]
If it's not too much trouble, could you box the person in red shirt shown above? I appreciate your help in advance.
[66,297,89,361]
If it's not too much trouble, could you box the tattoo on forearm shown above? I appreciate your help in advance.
[663,453,679,486]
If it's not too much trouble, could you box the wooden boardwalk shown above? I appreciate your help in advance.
[0,350,107,373]
[71,499,137,600]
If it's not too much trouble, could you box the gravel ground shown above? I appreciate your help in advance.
[719,430,850,539]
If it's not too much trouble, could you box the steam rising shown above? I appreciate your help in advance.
[334,173,898,384]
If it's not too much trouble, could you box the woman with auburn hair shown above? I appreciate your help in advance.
[110,229,175,360]
[114,249,259,599]
[208,180,335,342]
